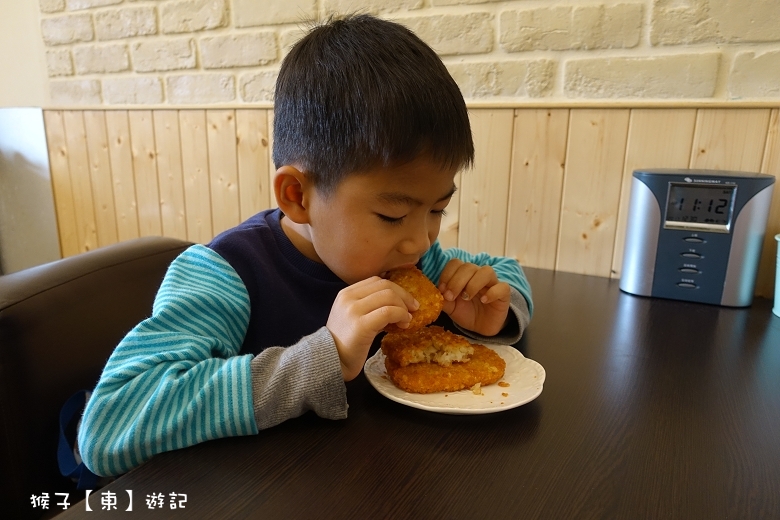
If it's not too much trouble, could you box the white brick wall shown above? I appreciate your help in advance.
[37,0,780,106]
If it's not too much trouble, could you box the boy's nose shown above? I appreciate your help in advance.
[398,226,431,256]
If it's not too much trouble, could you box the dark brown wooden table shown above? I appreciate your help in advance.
[54,268,780,519]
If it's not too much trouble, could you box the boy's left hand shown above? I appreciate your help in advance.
[438,259,511,337]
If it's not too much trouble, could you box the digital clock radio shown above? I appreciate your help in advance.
[620,169,775,307]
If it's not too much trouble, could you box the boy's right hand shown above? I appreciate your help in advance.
[327,276,419,381]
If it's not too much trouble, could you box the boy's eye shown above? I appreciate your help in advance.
[431,209,448,217]
[377,213,405,225]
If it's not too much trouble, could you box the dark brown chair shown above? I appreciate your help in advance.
[0,236,192,518]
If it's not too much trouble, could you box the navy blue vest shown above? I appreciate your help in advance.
[209,209,348,355]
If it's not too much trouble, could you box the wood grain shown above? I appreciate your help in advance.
[459,109,514,256]
[40,107,780,295]
[506,108,569,270]
[62,111,98,253]
[206,110,240,236]
[153,110,188,240]
[179,110,213,243]
[611,109,696,278]
[43,110,79,257]
[557,109,630,276]
[128,111,162,237]
[83,111,118,247]
[236,109,272,219]
[689,108,771,171]
[756,108,780,298]
[105,111,140,242]
[267,110,277,209]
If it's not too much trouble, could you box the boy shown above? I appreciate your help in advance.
[78,14,533,477]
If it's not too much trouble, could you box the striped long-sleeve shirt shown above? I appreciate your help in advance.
[78,209,532,477]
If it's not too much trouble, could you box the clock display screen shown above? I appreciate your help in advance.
[665,183,736,229]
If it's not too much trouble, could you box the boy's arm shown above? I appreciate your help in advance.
[421,241,532,344]
[78,245,346,477]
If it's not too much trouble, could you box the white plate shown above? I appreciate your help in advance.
[364,344,545,415]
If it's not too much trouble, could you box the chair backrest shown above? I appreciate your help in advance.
[0,236,192,518]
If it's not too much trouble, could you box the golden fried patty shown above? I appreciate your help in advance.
[381,326,473,367]
[384,342,506,394]
[383,267,444,333]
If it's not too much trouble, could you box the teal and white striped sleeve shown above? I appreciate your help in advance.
[421,241,533,343]
[77,245,257,477]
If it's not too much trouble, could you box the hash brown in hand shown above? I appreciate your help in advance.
[383,267,443,333]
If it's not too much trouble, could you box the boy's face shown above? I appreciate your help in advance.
[305,154,457,285]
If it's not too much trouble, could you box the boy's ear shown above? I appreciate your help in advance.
[274,165,311,224]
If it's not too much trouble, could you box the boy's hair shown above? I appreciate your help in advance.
[273,14,474,194]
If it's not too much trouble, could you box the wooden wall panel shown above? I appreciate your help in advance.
[83,111,118,247]
[611,109,697,278]
[690,109,771,171]
[756,109,780,298]
[179,110,213,243]
[40,107,780,300]
[557,109,630,277]
[267,110,278,208]
[128,111,162,237]
[506,108,569,270]
[153,110,188,240]
[43,110,79,257]
[105,111,140,242]
[62,111,98,253]
[207,110,240,236]
[460,109,514,256]
[236,109,272,219]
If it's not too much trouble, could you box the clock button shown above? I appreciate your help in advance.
[684,237,704,243]
[677,282,698,289]
[681,252,702,258]
[679,267,699,274]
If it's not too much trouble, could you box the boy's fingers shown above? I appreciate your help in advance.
[345,278,419,311]
[440,263,479,301]
[437,258,464,288]
[385,281,420,311]
[479,282,511,304]
[362,306,413,332]
[462,266,499,301]
[350,288,417,323]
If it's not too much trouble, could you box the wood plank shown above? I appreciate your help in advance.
[756,109,780,298]
[459,109,514,256]
[557,109,630,277]
[83,111,118,247]
[689,108,771,171]
[153,110,188,240]
[128,110,162,237]
[62,110,98,253]
[43,110,79,257]
[611,109,697,278]
[105,111,140,241]
[505,109,569,270]
[179,110,213,243]
[267,109,278,208]
[236,109,272,219]
[207,110,240,236]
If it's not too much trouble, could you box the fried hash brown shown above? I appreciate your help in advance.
[383,267,443,333]
[384,342,506,394]
[381,326,473,367]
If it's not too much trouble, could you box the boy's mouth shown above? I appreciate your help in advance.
[381,262,419,278]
